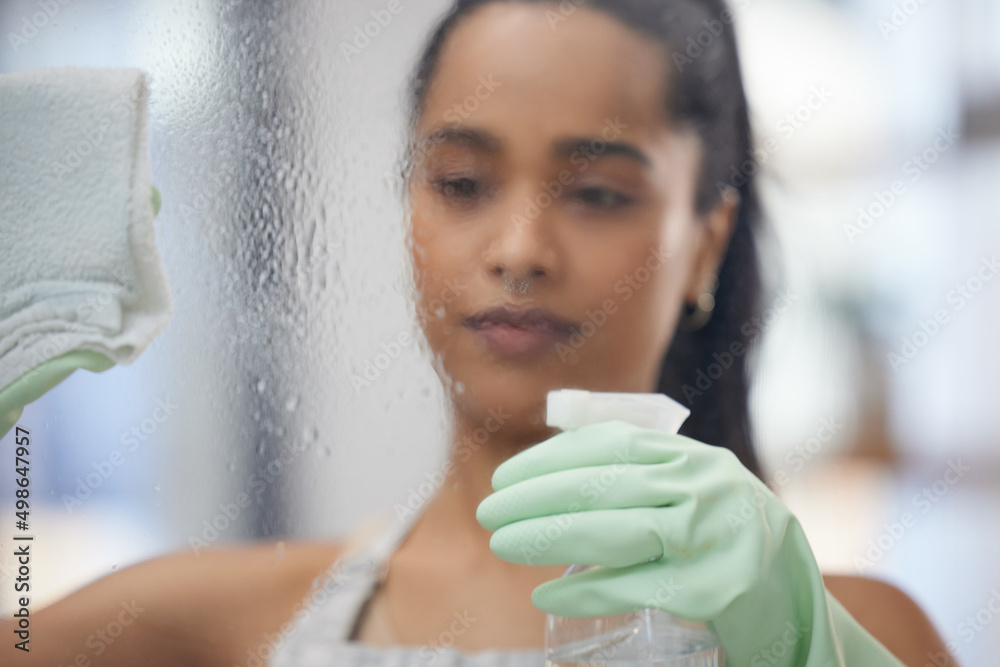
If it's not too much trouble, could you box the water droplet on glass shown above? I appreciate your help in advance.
[435,306,445,318]
[153,485,161,492]
[257,441,266,457]
[228,462,236,472]
[253,410,261,421]
[256,379,267,393]
[455,381,465,395]
[285,395,299,412]
[111,564,118,570]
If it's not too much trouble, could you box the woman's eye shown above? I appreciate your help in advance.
[575,187,634,209]
[433,177,485,202]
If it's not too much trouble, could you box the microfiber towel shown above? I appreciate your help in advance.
[0,66,172,394]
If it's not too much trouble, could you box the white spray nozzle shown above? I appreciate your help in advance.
[546,389,690,435]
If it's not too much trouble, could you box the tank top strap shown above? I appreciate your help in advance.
[270,505,422,663]
[349,504,422,576]
[270,503,549,666]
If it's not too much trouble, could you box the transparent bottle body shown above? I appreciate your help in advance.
[544,569,725,666]
[544,390,726,666]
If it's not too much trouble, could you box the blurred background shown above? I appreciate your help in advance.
[0,0,997,663]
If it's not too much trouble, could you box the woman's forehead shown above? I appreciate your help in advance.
[420,3,673,138]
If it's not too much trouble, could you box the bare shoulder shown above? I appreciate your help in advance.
[147,539,348,661]
[2,539,345,667]
[823,573,957,666]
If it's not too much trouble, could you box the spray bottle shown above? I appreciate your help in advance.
[543,388,725,666]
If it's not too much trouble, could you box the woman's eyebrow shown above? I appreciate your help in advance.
[425,125,501,153]
[552,137,652,170]
[423,125,651,170]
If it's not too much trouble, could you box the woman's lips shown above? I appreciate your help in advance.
[467,322,572,357]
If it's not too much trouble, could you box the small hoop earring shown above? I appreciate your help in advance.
[679,277,718,332]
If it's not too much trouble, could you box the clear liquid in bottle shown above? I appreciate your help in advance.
[545,569,724,666]
[543,390,726,667]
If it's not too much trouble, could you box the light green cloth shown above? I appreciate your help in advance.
[0,187,161,439]
[477,419,906,667]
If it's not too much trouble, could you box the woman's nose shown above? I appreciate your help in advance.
[481,185,561,290]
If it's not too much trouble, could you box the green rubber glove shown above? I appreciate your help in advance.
[0,350,115,438]
[0,186,162,439]
[476,420,905,667]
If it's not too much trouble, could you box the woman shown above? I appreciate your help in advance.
[2,1,954,665]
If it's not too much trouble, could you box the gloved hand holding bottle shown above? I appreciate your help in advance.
[476,415,906,667]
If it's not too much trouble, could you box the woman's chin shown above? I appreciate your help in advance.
[450,378,552,432]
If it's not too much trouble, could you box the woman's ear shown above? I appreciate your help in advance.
[684,187,740,303]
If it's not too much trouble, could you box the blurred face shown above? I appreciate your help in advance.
[407,3,736,440]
